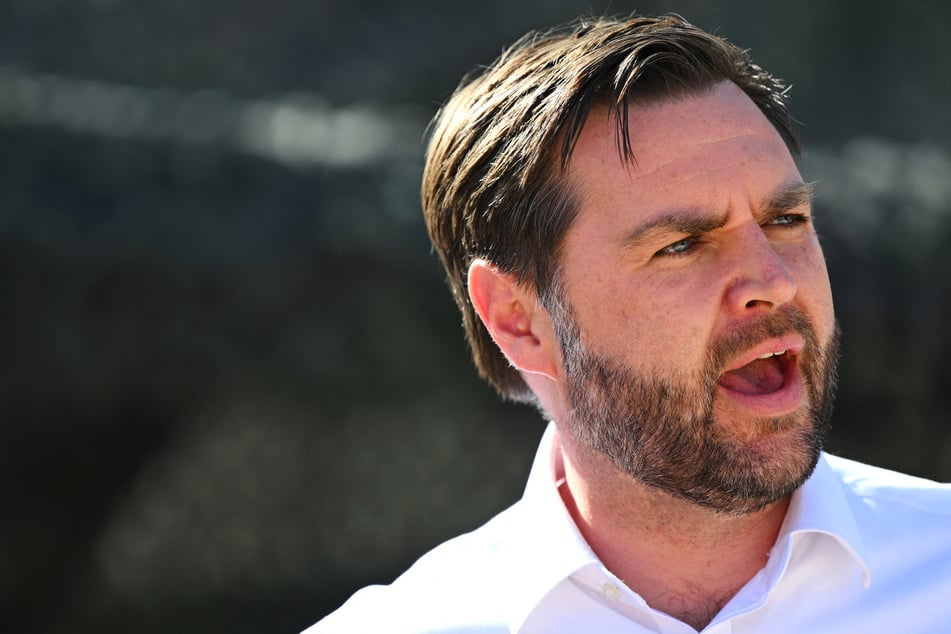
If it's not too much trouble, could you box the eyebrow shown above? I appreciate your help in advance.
[620,180,817,251]
[620,207,728,251]
[760,181,817,219]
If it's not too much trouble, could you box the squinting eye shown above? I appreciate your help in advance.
[658,237,696,256]
[768,214,809,227]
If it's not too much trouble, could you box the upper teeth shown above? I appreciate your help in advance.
[757,349,787,359]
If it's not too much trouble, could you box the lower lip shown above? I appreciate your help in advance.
[716,361,805,417]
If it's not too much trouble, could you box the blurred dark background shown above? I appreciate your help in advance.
[1,1,949,632]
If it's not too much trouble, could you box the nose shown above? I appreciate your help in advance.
[724,224,797,316]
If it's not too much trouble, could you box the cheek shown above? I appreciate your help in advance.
[600,272,721,370]
[789,243,835,318]
[807,264,836,341]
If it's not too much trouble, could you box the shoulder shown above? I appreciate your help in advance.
[817,454,951,620]
[822,453,951,559]
[302,502,526,634]
[823,453,951,515]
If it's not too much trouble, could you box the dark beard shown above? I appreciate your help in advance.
[553,302,840,515]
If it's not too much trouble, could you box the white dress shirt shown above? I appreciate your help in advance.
[306,424,951,633]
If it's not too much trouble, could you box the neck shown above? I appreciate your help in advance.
[555,431,789,632]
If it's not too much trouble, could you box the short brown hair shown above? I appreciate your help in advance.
[421,14,801,403]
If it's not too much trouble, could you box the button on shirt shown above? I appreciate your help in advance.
[306,424,951,633]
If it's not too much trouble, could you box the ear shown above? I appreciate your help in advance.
[467,259,560,380]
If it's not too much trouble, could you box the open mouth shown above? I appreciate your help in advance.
[718,349,794,396]
[715,336,806,416]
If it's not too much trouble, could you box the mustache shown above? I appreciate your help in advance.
[707,305,820,375]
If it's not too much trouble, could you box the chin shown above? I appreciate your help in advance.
[703,418,824,514]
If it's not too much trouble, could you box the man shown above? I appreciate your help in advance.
[307,14,951,633]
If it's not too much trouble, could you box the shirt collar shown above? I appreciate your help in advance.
[505,425,873,631]
[770,452,872,587]
[505,423,600,631]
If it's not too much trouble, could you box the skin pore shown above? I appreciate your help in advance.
[468,81,838,631]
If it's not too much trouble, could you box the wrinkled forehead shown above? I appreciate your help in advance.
[567,81,795,188]
[562,81,802,227]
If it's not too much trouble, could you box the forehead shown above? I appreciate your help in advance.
[566,81,800,211]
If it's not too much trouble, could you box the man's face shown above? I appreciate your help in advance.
[552,81,839,514]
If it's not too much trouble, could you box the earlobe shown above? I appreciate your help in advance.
[467,259,560,380]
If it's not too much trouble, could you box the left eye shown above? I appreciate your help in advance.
[768,214,809,227]
[657,237,696,256]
